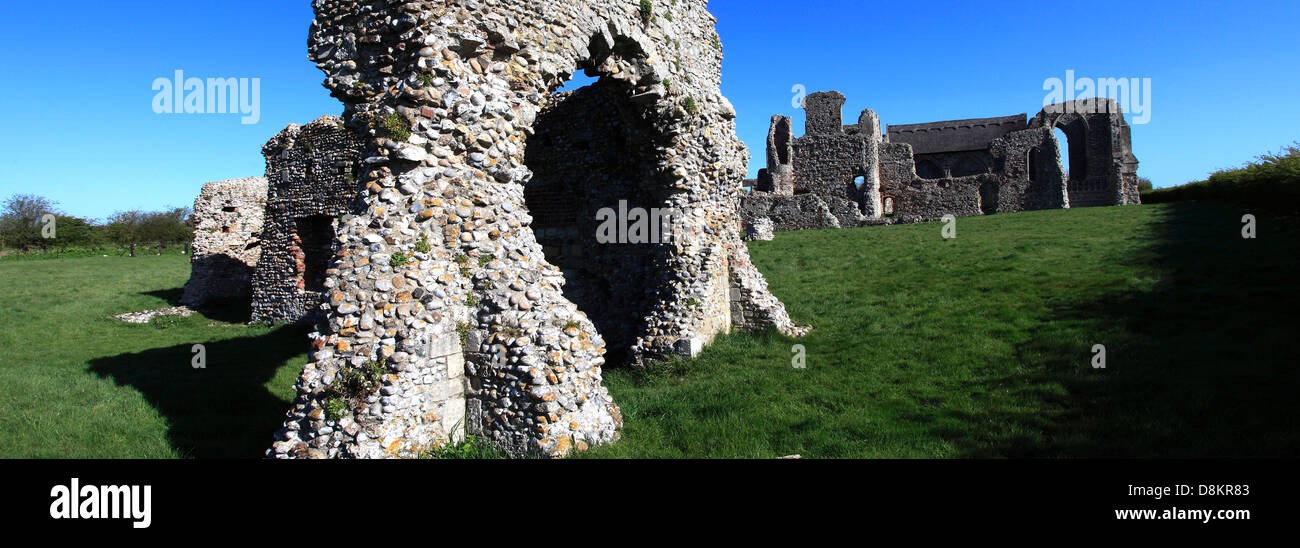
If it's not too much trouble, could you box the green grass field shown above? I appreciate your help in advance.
[2,202,1295,458]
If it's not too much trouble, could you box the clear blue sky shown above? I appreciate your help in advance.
[2,0,1297,221]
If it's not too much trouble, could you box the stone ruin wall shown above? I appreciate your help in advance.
[263,0,807,459]
[743,91,1140,230]
[250,116,366,324]
[181,177,268,307]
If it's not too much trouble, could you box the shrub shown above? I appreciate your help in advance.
[1142,142,1300,210]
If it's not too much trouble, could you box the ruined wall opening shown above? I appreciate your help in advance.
[523,72,670,360]
[883,196,896,216]
[979,181,999,214]
[915,157,944,180]
[774,117,792,164]
[1027,146,1040,183]
[293,215,334,293]
[1055,123,1088,183]
[1054,127,1071,179]
[951,154,990,178]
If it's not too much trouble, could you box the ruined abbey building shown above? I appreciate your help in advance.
[230,0,812,460]
[742,91,1140,230]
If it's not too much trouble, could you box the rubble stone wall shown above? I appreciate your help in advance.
[181,178,268,307]
[250,116,366,324]
[269,0,807,460]
[742,91,1139,231]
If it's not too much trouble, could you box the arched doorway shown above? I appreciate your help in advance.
[523,71,672,357]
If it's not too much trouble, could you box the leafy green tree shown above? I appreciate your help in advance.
[0,194,57,251]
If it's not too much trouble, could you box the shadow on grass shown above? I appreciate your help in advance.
[143,287,253,324]
[939,202,1300,458]
[88,324,310,458]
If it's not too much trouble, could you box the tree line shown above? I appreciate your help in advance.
[0,194,193,254]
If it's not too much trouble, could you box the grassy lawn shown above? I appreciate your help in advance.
[586,202,1300,458]
[0,255,308,458]
[2,202,1295,458]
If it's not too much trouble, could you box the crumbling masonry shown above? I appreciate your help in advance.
[181,177,268,307]
[257,0,807,459]
[742,91,1140,230]
[250,115,366,324]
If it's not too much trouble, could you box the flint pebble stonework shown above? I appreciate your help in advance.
[261,0,809,459]
[181,177,268,307]
[250,115,366,324]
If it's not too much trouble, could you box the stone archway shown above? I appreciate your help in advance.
[270,0,807,459]
[523,73,673,361]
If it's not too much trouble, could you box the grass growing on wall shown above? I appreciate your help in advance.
[0,203,1296,458]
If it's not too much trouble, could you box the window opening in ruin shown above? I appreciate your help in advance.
[915,158,944,180]
[1027,147,1040,183]
[979,182,998,215]
[294,215,334,293]
[883,196,896,216]
[853,176,865,190]
[522,70,669,362]
[774,118,792,164]
[951,155,989,178]
[1055,127,1071,180]
[222,206,238,213]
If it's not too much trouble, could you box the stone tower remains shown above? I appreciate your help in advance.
[265,0,808,459]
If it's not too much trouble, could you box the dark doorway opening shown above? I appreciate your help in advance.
[294,215,334,293]
[523,76,667,360]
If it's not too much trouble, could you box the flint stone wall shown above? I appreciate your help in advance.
[270,0,807,460]
[181,178,268,307]
[250,115,366,324]
[738,193,840,231]
[743,91,1139,231]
